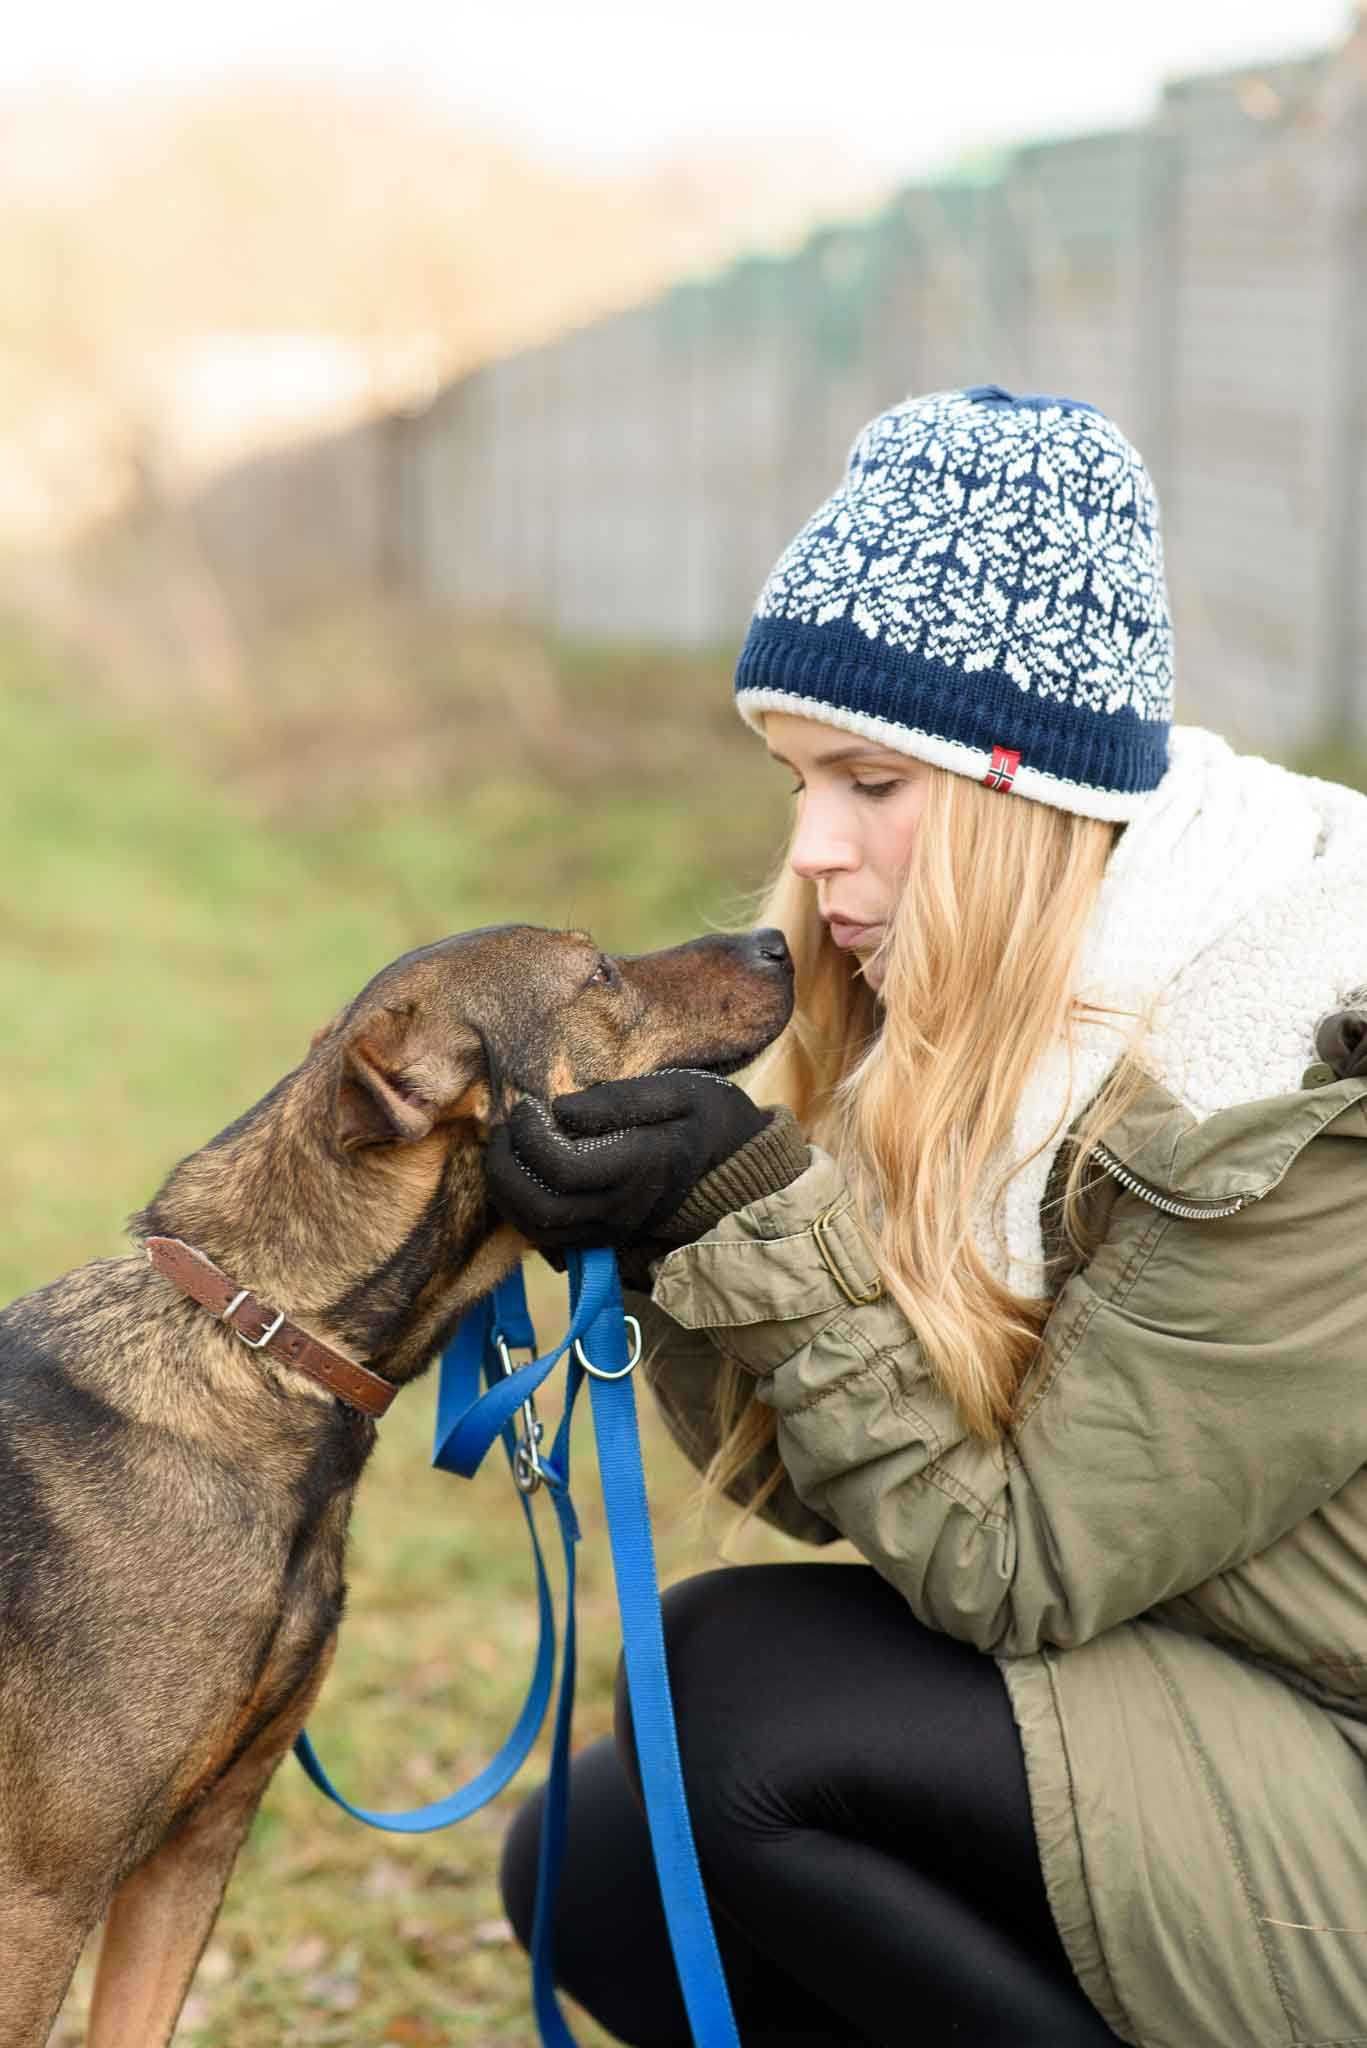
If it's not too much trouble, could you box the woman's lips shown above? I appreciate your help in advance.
[827,917,880,949]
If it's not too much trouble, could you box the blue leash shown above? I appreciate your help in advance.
[293,1247,740,2048]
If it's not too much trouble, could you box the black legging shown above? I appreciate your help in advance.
[500,1563,1123,2047]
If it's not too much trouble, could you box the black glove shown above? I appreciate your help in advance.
[485,1069,773,1255]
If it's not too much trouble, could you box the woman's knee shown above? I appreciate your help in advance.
[497,1738,695,2046]
[501,1735,676,1953]
[498,1778,547,1952]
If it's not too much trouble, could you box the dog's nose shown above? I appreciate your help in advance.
[743,928,792,972]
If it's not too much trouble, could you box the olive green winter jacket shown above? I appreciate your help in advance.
[628,1060,1367,2048]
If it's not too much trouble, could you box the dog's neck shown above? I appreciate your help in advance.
[132,1059,526,1392]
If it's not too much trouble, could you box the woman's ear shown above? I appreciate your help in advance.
[335,1004,490,1150]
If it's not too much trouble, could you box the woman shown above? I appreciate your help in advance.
[487,386,1367,2047]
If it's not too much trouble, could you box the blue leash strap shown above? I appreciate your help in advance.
[293,1273,580,1830]
[561,1250,740,2048]
[293,1249,739,2047]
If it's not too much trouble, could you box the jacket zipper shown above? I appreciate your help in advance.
[1090,1143,1259,1220]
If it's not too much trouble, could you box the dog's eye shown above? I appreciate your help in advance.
[586,956,618,989]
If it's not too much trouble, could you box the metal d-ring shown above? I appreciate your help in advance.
[573,1314,643,1382]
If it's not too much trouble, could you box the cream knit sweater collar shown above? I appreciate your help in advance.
[975,724,1367,1297]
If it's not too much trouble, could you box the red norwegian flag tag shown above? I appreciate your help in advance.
[983,744,1022,792]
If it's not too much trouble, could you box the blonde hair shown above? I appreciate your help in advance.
[707,757,1158,1516]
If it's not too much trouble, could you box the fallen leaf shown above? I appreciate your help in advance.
[383,2018,447,2046]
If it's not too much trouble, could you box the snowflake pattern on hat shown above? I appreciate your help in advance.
[753,389,1172,722]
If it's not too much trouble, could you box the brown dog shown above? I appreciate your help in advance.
[0,923,793,2047]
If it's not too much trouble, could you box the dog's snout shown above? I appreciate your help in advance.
[743,928,792,973]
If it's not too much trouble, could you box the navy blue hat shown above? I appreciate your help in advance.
[734,386,1173,820]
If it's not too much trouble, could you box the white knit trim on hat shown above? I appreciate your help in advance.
[736,686,1162,825]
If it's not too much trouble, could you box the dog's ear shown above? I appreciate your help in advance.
[308,1007,346,1055]
[335,1004,491,1151]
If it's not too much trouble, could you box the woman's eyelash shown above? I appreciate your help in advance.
[785,776,900,798]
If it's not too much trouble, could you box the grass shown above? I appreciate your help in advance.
[0,613,807,2045]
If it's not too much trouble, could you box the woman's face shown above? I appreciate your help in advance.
[764,711,932,992]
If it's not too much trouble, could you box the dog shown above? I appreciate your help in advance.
[0,922,793,2047]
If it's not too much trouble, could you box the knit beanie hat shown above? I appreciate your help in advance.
[734,385,1173,821]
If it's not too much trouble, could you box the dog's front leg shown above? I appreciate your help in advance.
[0,1877,92,2047]
[85,1644,335,2048]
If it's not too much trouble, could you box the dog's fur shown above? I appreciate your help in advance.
[0,923,793,2047]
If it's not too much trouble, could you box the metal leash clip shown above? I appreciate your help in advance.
[493,1330,552,1494]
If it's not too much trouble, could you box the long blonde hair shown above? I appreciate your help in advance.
[708,757,1158,1514]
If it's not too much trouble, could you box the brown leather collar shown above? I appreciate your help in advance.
[144,1236,397,1419]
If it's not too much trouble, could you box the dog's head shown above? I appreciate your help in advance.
[320,924,794,1153]
[141,926,793,1382]
[280,925,795,1371]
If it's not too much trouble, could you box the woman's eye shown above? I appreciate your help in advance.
[853,779,899,800]
[789,782,804,797]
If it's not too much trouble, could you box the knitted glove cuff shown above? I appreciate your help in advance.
[662,1105,811,1240]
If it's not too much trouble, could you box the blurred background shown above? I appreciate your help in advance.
[4,3,1365,2041]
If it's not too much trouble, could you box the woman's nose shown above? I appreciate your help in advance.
[789,801,859,880]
